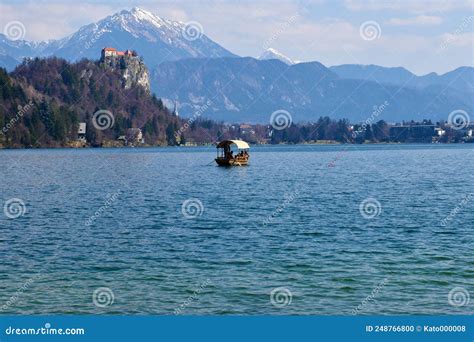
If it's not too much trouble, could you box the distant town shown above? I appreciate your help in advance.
[71,118,474,148]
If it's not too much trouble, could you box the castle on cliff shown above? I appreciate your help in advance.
[101,47,137,61]
[99,47,150,93]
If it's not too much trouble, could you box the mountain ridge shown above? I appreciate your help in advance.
[152,56,472,123]
[0,7,236,70]
[329,64,474,93]
[0,7,472,125]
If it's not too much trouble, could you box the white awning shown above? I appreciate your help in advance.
[216,140,250,149]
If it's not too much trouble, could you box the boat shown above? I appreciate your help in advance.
[215,140,250,166]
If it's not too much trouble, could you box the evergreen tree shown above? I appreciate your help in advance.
[166,123,177,145]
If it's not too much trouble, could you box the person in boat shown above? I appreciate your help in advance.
[215,140,250,166]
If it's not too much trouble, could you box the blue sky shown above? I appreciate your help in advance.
[0,0,472,74]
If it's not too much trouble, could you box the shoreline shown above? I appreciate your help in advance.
[0,140,471,150]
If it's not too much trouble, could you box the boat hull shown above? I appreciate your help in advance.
[215,157,249,166]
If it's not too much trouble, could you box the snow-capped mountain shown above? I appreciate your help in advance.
[1,7,472,126]
[0,7,236,70]
[0,34,52,61]
[258,48,294,65]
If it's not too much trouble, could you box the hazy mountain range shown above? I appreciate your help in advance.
[153,57,471,123]
[329,64,474,94]
[1,7,472,123]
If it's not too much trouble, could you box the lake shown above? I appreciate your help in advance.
[0,144,473,315]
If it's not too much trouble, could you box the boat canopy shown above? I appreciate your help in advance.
[216,140,250,149]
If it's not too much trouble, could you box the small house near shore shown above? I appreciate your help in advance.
[78,122,87,142]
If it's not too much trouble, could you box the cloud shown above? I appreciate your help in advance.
[0,2,117,41]
[344,0,473,14]
[439,32,474,48]
[153,1,304,55]
[387,15,443,26]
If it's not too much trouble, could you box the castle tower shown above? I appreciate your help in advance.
[173,101,179,117]
[101,47,118,61]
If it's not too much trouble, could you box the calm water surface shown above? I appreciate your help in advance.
[0,144,473,314]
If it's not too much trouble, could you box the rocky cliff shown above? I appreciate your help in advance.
[101,54,150,93]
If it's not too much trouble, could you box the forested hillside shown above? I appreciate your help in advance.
[0,57,224,147]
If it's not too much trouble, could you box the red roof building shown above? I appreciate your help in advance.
[101,47,137,60]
